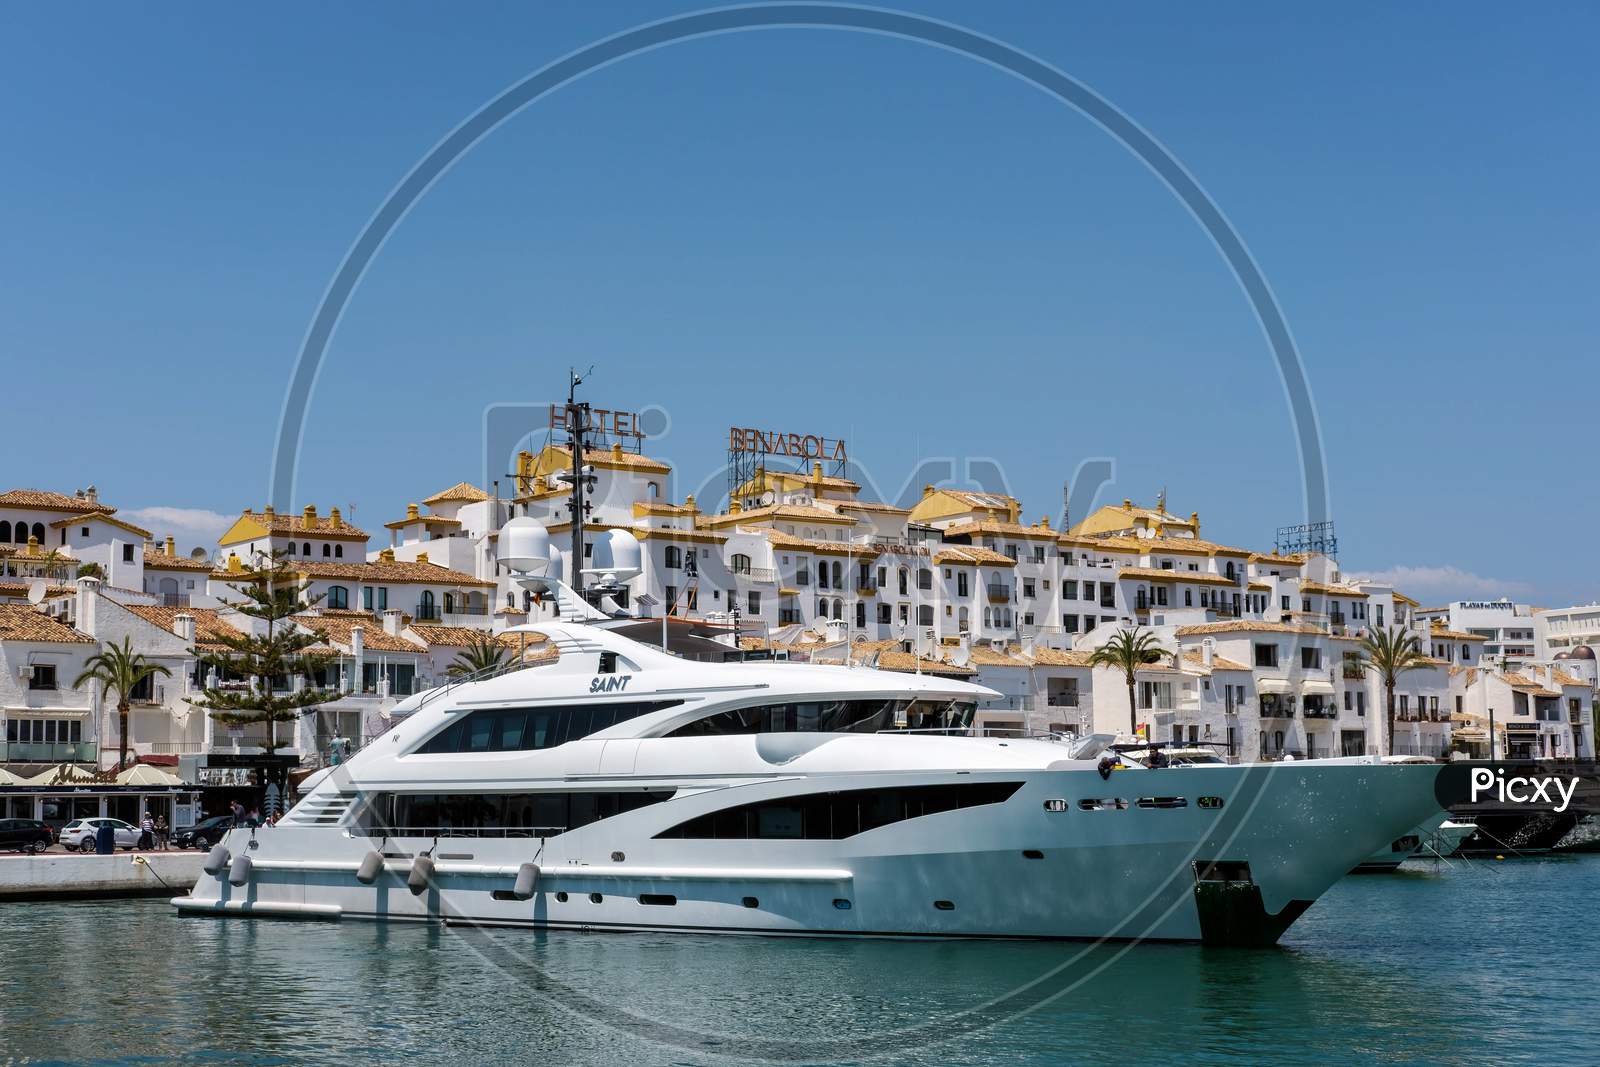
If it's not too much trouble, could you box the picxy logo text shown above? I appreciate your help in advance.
[1469,767,1579,813]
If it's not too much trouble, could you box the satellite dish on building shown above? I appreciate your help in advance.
[948,645,972,669]
[26,578,47,605]
[189,547,208,562]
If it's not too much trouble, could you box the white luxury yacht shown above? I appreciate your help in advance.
[174,619,1444,944]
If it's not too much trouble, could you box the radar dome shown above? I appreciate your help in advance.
[587,529,642,585]
[1572,645,1596,661]
[500,517,550,575]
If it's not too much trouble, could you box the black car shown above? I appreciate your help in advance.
[0,818,54,853]
[173,815,234,850]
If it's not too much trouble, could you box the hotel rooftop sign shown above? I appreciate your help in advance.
[728,427,847,463]
[550,405,646,442]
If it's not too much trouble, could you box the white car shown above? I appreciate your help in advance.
[59,818,142,851]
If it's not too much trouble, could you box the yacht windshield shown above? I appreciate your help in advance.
[665,698,976,738]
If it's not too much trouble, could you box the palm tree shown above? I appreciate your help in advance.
[448,632,510,678]
[74,635,170,770]
[1090,627,1168,737]
[1358,625,1428,757]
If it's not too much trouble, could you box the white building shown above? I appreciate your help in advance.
[1417,599,1538,664]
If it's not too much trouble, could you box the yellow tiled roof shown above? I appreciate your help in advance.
[423,482,490,505]
[0,489,115,514]
[215,558,495,588]
[1175,620,1327,637]
[1117,566,1240,588]
[222,508,369,544]
[1429,624,1489,641]
[942,519,1059,542]
[0,604,93,643]
[1093,534,1253,558]
[932,546,1015,567]
[699,503,859,529]
[143,545,212,571]
[1300,580,1369,599]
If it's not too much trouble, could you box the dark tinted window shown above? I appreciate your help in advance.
[416,701,683,754]
[656,781,1022,840]
[374,790,675,836]
[666,699,976,738]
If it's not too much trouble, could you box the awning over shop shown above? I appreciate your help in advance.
[1453,728,1489,742]
[1256,678,1292,695]
[23,763,105,786]
[115,764,185,786]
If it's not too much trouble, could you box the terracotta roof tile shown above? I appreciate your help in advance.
[0,489,115,514]
[292,611,424,654]
[932,545,1016,567]
[423,482,491,505]
[46,512,152,538]
[121,604,245,650]
[143,545,213,571]
[0,604,93,643]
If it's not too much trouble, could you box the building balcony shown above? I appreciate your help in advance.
[0,740,98,763]
[151,741,204,755]
[986,584,1012,603]
[1302,706,1339,719]
[1046,693,1080,708]
[732,566,778,583]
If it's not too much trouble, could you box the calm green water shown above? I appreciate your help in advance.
[1,856,1594,1065]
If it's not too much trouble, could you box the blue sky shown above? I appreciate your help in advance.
[2,3,1595,605]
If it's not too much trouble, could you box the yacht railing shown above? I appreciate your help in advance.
[406,655,542,714]
[365,825,567,839]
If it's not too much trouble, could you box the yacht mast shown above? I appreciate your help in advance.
[566,368,589,599]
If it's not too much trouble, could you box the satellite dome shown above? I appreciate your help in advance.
[1554,651,1572,660]
[1571,645,1596,660]
[499,517,550,575]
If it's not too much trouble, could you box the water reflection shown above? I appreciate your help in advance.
[0,856,1591,1066]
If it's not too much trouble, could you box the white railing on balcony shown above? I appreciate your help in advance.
[730,566,778,583]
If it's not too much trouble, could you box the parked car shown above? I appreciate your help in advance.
[173,815,234,850]
[0,818,53,853]
[59,818,141,851]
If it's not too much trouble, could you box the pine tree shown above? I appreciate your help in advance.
[188,552,343,778]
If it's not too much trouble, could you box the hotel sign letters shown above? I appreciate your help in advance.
[549,405,646,441]
[728,427,847,463]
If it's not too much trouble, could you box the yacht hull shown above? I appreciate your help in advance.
[174,761,1442,946]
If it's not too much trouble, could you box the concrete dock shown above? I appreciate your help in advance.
[0,851,203,901]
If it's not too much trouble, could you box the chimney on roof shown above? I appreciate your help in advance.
[729,501,742,515]
[1202,637,1215,667]
[1542,664,1556,689]
[684,494,698,514]
[416,551,429,565]
[263,504,275,519]
[85,485,97,505]
[25,535,38,556]
[330,507,342,527]
[75,575,100,638]
[406,503,420,521]
[612,442,623,458]
[173,613,196,644]
[378,548,395,562]
[381,608,403,636]
[164,535,176,557]
[924,484,935,497]
[1123,498,1133,509]
[812,462,823,480]
[227,552,242,572]
[350,623,365,665]
[303,504,317,527]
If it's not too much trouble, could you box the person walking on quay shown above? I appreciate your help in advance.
[138,811,155,851]
[155,815,169,851]
[230,799,244,825]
